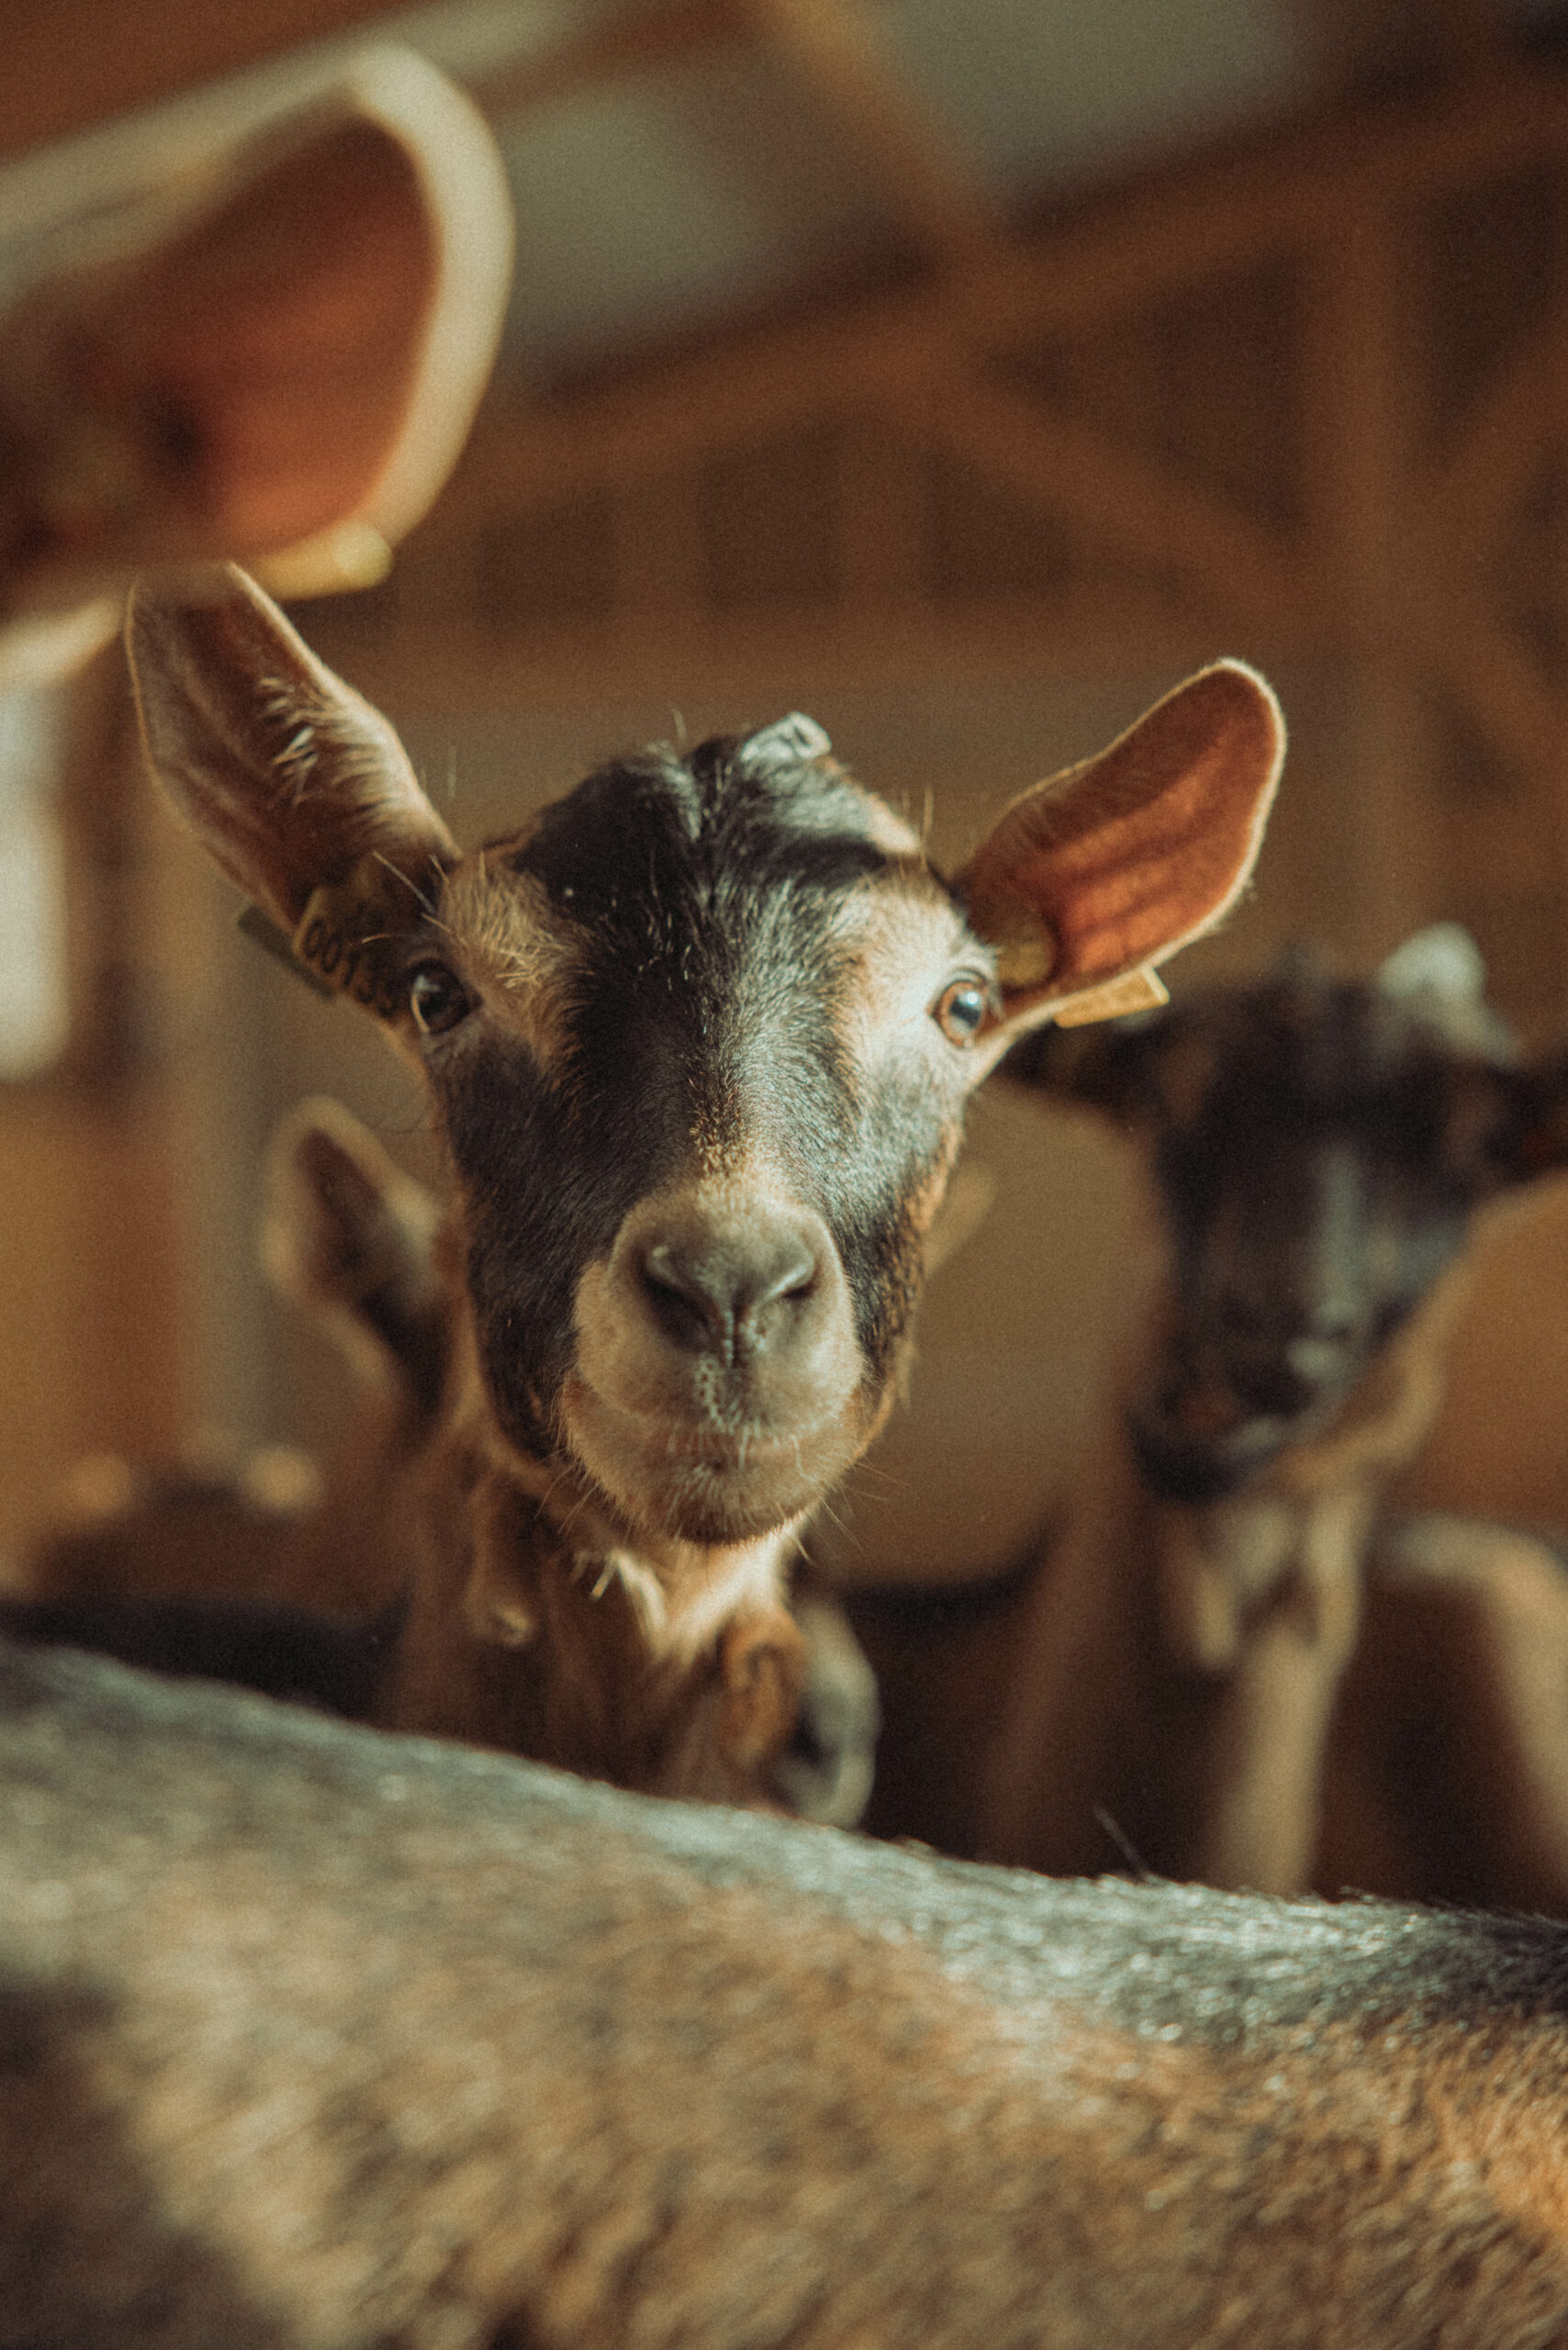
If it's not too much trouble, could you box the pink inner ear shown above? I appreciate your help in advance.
[968,665,1282,1002]
[1030,749,1271,990]
[106,118,438,554]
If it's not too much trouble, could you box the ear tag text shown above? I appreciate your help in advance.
[289,857,431,1022]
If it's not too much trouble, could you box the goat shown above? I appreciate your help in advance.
[856,930,1568,1897]
[119,564,1282,1807]
[6,1093,454,1622]
[5,1628,1568,2350]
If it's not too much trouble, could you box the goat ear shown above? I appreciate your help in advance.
[1377,923,1518,1063]
[129,565,456,1009]
[958,661,1283,1039]
[0,53,510,625]
[1377,923,1486,1006]
[263,1098,449,1416]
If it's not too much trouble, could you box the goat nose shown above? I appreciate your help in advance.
[639,1227,818,1360]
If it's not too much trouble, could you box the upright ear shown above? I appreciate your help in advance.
[958,661,1283,1045]
[1376,923,1518,1062]
[263,1098,450,1421]
[0,50,510,631]
[1376,923,1487,1008]
[127,565,455,1015]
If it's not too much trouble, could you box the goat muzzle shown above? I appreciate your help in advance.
[566,1185,868,1539]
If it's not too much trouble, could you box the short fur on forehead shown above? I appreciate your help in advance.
[508,726,924,923]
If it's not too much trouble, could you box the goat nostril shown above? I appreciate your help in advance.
[640,1243,725,1349]
[636,1232,819,1359]
[750,1247,817,1316]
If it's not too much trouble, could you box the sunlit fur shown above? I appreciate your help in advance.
[8,1638,1568,2350]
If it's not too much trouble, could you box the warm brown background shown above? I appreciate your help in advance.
[6,0,1568,1580]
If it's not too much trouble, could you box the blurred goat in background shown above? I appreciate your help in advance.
[857,928,1568,1910]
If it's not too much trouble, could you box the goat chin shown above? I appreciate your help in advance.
[560,1376,867,1544]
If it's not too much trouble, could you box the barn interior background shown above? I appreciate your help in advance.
[4,0,1568,1579]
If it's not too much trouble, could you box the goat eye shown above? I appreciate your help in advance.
[934,978,990,1046]
[409,962,471,1035]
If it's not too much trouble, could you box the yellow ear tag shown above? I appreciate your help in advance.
[1051,967,1170,1028]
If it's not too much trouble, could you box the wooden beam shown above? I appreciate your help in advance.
[970,61,1568,343]
[440,332,881,522]
[440,312,1305,635]
[1297,194,1447,950]
[442,59,1568,538]
[0,0,409,162]
[877,364,1307,631]
[731,0,1005,274]
[1435,591,1568,802]
[833,422,925,607]
[305,585,1255,720]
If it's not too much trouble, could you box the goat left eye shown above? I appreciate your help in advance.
[409,962,472,1035]
[933,979,990,1046]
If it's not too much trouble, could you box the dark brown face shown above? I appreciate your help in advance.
[390,722,998,1544]
[1007,960,1525,1502]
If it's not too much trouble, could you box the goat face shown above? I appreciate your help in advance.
[1009,934,1528,1502]
[128,567,1283,1552]
[415,728,994,1541]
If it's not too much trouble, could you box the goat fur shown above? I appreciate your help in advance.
[5,1632,1568,2350]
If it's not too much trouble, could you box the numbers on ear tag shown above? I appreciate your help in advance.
[290,857,430,1023]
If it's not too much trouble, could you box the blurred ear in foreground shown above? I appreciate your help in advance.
[0,46,512,676]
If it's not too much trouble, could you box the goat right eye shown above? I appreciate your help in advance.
[409,963,471,1035]
[933,978,991,1046]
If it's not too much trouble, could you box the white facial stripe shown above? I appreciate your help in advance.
[832,880,993,1074]
[852,792,923,859]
